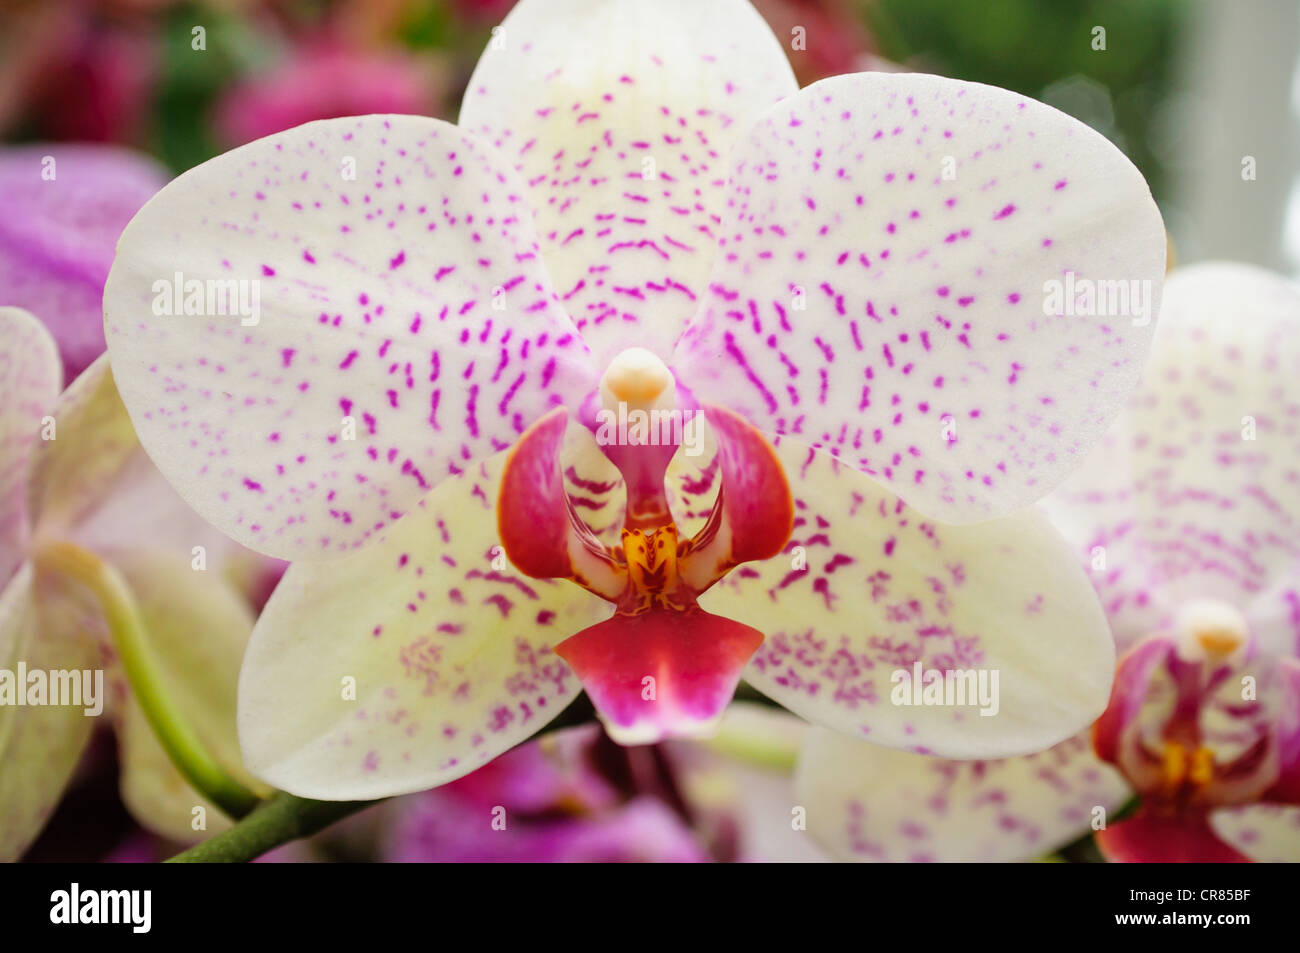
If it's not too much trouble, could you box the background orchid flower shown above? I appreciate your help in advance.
[381,722,713,862]
[102,0,1164,801]
[214,40,446,149]
[0,144,167,382]
[383,703,827,862]
[0,307,268,861]
[794,262,1300,863]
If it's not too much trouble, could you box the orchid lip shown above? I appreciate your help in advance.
[497,397,794,744]
[1097,633,1281,817]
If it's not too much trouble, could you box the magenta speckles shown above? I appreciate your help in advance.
[674,71,1166,525]
[105,114,600,560]
[459,0,798,365]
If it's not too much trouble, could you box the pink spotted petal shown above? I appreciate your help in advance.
[556,607,764,745]
[796,728,1130,862]
[1210,803,1300,862]
[0,145,167,381]
[1036,417,1170,654]
[237,452,607,799]
[459,0,798,364]
[104,114,597,562]
[675,72,1166,524]
[1096,807,1251,863]
[1046,264,1300,658]
[22,355,268,588]
[703,439,1116,758]
[0,308,61,584]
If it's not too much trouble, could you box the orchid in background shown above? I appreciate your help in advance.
[102,0,1164,802]
[794,263,1300,863]
[381,723,714,862]
[0,308,272,861]
[0,145,167,381]
[214,41,445,149]
[383,703,824,862]
[749,0,878,84]
[0,1,161,144]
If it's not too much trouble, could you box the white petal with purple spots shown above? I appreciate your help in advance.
[1210,803,1300,862]
[105,115,597,561]
[238,452,607,800]
[700,438,1115,758]
[460,0,798,364]
[676,72,1166,523]
[1047,263,1300,658]
[796,727,1129,862]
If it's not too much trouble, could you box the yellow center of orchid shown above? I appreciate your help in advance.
[1161,741,1216,793]
[1174,599,1249,665]
[620,525,693,613]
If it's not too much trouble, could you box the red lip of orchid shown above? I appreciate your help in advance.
[497,348,794,742]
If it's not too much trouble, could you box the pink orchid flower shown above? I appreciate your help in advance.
[0,309,268,860]
[793,263,1300,863]
[0,144,168,381]
[214,41,444,149]
[103,0,1164,800]
[382,723,713,862]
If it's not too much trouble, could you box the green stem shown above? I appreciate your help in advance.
[34,541,261,820]
[168,793,377,863]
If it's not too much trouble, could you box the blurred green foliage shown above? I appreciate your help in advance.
[865,0,1183,201]
[152,5,241,174]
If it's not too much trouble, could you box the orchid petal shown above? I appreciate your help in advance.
[702,440,1115,758]
[0,145,167,380]
[0,565,99,861]
[238,453,606,799]
[675,71,1166,523]
[459,0,798,363]
[26,355,266,590]
[112,550,259,841]
[104,114,597,562]
[1047,263,1300,657]
[25,355,137,542]
[1144,264,1297,648]
[0,307,60,584]
[1210,803,1300,862]
[1036,418,1169,654]
[795,727,1129,862]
